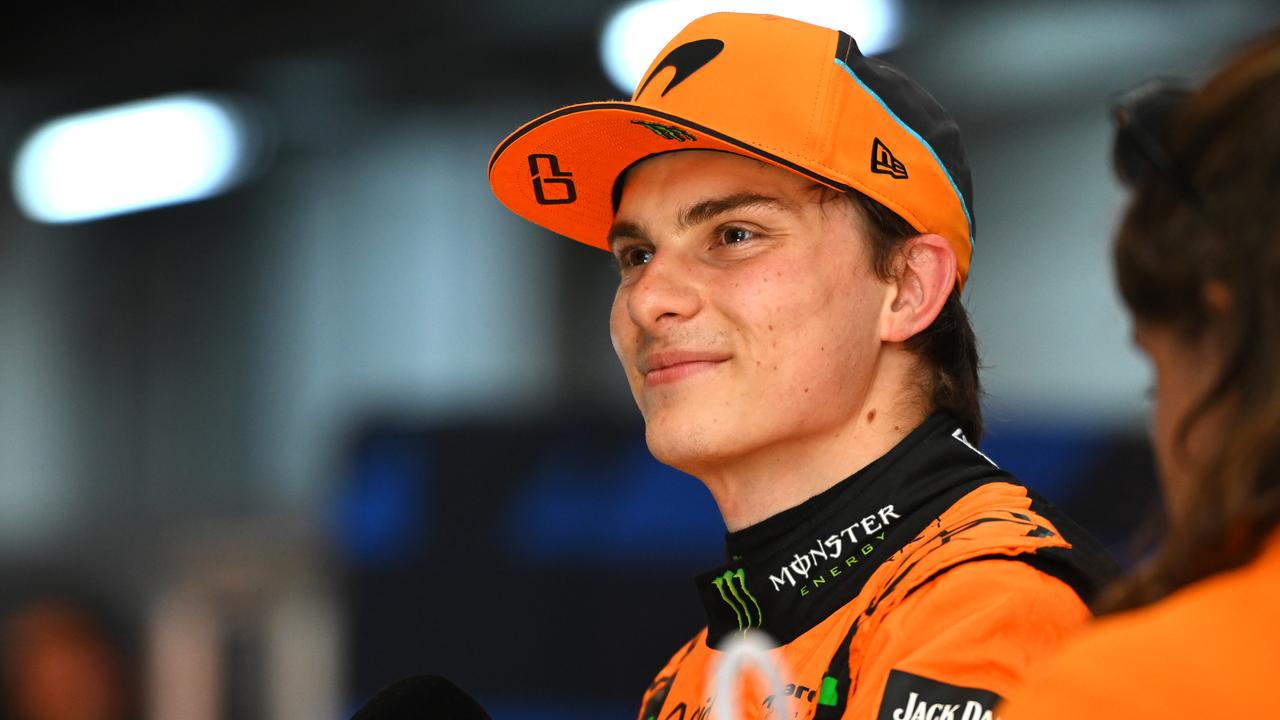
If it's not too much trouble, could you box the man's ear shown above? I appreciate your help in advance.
[880,234,957,343]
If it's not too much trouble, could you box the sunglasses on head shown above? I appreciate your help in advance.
[1110,77,1206,210]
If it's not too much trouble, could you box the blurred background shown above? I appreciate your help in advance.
[0,0,1276,718]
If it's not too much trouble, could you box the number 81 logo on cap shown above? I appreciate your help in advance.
[528,153,576,205]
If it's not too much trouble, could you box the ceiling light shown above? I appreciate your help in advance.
[12,94,260,224]
[600,0,903,94]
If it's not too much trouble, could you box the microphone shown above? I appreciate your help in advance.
[351,675,493,720]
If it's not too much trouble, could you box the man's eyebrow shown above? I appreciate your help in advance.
[607,220,647,252]
[607,192,795,251]
[676,192,796,232]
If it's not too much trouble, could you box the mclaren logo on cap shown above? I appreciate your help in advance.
[635,38,725,98]
[871,138,908,179]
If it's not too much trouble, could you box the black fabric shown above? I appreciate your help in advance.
[812,620,861,720]
[350,675,491,720]
[695,413,1010,647]
[1022,489,1123,602]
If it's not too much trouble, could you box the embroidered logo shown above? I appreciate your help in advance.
[878,670,1003,720]
[631,120,696,142]
[635,38,725,98]
[712,568,763,633]
[871,137,908,179]
[527,153,576,204]
[766,504,901,593]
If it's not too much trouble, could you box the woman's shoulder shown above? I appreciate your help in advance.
[1106,534,1280,637]
[999,537,1280,720]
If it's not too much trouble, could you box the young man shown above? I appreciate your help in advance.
[488,12,1115,720]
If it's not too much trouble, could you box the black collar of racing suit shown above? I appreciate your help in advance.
[694,412,1009,647]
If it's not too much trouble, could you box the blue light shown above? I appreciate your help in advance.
[505,439,723,568]
[334,435,432,567]
[12,94,256,223]
[600,0,903,95]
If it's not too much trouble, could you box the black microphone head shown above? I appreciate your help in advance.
[351,675,492,720]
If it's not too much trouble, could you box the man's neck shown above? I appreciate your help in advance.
[697,396,929,532]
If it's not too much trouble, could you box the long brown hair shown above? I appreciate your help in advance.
[1103,30,1280,612]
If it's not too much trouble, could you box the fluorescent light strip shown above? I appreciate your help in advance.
[12,94,252,224]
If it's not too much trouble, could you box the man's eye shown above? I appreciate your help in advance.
[619,246,653,268]
[720,227,755,245]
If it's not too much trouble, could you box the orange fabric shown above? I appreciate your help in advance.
[638,482,1095,720]
[859,560,1090,711]
[999,530,1280,720]
[488,12,973,288]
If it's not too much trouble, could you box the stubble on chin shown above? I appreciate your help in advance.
[644,413,714,474]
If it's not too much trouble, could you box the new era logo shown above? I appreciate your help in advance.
[871,138,908,179]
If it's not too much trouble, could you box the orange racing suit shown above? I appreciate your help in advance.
[637,413,1117,720]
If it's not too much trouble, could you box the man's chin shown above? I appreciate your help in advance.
[642,418,738,475]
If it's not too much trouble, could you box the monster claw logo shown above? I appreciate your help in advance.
[712,569,763,634]
[631,120,696,142]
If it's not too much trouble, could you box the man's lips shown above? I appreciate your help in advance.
[640,350,731,386]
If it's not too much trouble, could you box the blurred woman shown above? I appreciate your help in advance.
[1000,29,1280,719]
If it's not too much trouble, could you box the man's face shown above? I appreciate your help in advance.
[608,150,892,475]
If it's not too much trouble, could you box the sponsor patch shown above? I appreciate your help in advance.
[631,120,696,142]
[766,503,900,594]
[876,670,1002,720]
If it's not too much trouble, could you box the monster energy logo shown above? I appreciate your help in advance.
[712,568,763,633]
[631,120,696,142]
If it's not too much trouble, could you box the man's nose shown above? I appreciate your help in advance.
[626,249,703,332]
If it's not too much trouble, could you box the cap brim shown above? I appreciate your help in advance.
[488,101,848,251]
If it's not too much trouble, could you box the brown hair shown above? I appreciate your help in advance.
[1102,30,1280,612]
[834,189,984,442]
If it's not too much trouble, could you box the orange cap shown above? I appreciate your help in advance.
[488,12,975,288]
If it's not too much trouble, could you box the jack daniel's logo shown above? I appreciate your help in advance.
[877,670,1002,720]
[891,692,1000,720]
